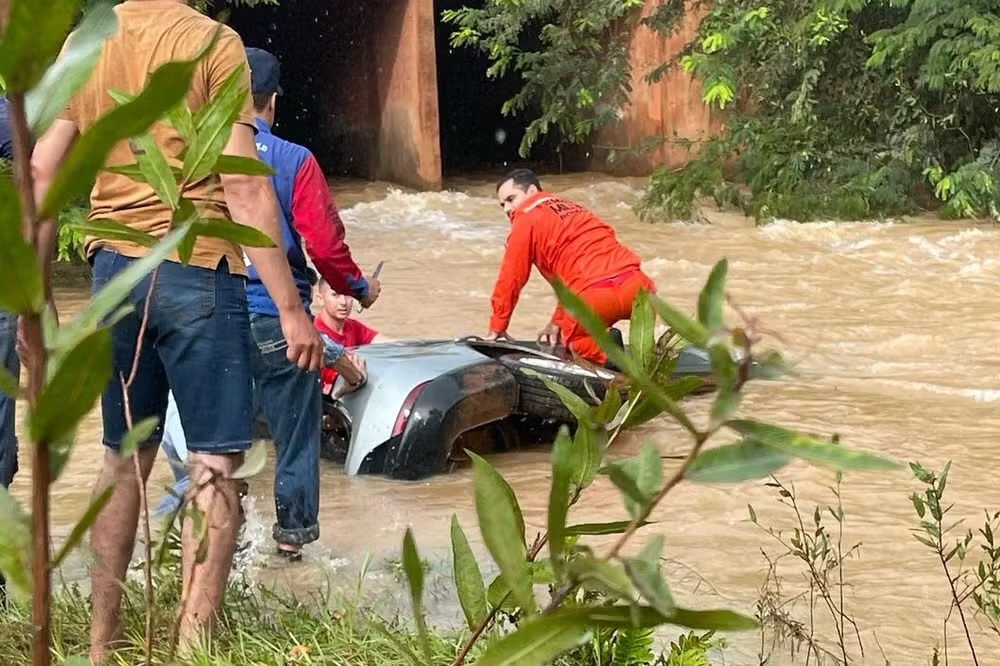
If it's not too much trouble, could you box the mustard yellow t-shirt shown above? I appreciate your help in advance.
[59,0,257,274]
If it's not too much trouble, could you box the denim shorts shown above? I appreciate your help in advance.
[91,249,254,454]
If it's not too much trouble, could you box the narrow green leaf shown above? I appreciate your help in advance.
[708,343,740,426]
[172,199,199,264]
[25,0,118,135]
[548,426,573,575]
[621,375,705,430]
[594,383,623,426]
[623,535,674,616]
[52,486,113,568]
[468,451,534,615]
[29,328,111,445]
[0,488,31,598]
[521,368,593,423]
[685,442,791,484]
[568,555,635,601]
[475,611,594,666]
[232,439,268,479]
[401,528,433,664]
[486,573,517,612]
[697,258,728,329]
[212,154,275,176]
[748,504,758,523]
[572,421,607,492]
[0,0,78,92]
[727,420,900,471]
[566,520,652,536]
[587,604,759,632]
[39,28,221,218]
[751,349,794,380]
[130,134,180,208]
[188,217,275,249]
[648,293,709,347]
[629,289,655,371]
[553,280,698,434]
[910,493,926,519]
[165,101,196,143]
[0,179,44,314]
[120,416,160,460]
[604,442,663,518]
[450,515,487,631]
[0,365,19,400]
[69,218,158,248]
[183,65,248,182]
[48,433,76,484]
[53,223,191,360]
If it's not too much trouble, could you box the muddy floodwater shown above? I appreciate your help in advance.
[10,173,1000,664]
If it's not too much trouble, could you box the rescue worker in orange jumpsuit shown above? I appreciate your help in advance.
[485,168,656,365]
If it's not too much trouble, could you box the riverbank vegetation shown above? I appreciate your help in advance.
[444,1,1000,223]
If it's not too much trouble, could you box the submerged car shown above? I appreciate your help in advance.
[321,335,714,481]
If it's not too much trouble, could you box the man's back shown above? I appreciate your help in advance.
[62,0,256,273]
[513,191,641,290]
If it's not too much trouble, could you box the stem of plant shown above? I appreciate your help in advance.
[941,553,979,666]
[121,269,160,666]
[8,91,53,666]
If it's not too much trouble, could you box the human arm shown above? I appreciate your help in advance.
[30,118,78,304]
[218,123,323,371]
[290,153,379,306]
[487,220,534,336]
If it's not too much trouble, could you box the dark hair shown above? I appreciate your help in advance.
[252,91,273,112]
[496,168,541,192]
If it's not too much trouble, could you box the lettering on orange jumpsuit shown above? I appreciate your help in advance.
[489,191,656,363]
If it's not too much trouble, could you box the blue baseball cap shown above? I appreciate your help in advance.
[246,47,283,96]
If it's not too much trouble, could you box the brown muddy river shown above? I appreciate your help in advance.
[9,173,1000,663]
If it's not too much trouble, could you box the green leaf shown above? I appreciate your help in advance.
[629,289,655,370]
[622,376,704,430]
[0,365,19,400]
[450,515,487,631]
[165,101,196,143]
[183,65,248,182]
[605,441,663,518]
[120,416,160,460]
[401,528,433,664]
[568,555,636,601]
[521,368,593,423]
[53,223,191,361]
[475,610,594,666]
[172,199,199,263]
[708,343,740,426]
[594,383,623,426]
[553,280,698,434]
[130,134,180,208]
[0,179,45,314]
[29,327,111,445]
[548,425,573,575]
[212,154,275,176]
[52,486,113,568]
[566,520,652,536]
[48,433,77,484]
[910,493,926,519]
[188,217,275,249]
[69,218,158,248]
[572,421,607,492]
[469,451,534,615]
[25,0,118,135]
[751,349,793,380]
[697,259,728,330]
[588,604,758,632]
[623,535,674,616]
[649,294,709,347]
[0,0,78,92]
[0,488,31,598]
[39,28,221,219]
[232,439,268,479]
[727,420,900,471]
[686,442,791,483]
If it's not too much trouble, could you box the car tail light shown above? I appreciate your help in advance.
[392,381,430,437]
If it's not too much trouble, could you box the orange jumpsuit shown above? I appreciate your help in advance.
[489,191,656,364]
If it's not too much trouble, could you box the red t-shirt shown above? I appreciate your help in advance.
[316,317,378,389]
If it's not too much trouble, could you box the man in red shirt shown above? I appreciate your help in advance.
[486,168,656,365]
[315,278,389,391]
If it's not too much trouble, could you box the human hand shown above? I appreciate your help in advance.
[279,308,324,372]
[536,321,560,346]
[333,352,367,398]
[359,275,381,310]
[485,330,512,342]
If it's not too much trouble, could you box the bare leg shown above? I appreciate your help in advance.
[89,446,159,664]
[177,450,243,656]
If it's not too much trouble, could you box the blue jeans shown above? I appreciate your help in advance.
[91,250,255,453]
[0,307,18,488]
[249,313,321,546]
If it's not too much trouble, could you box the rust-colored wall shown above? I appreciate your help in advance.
[372,0,442,190]
[593,1,722,175]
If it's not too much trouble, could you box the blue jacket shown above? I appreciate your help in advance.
[244,117,368,317]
